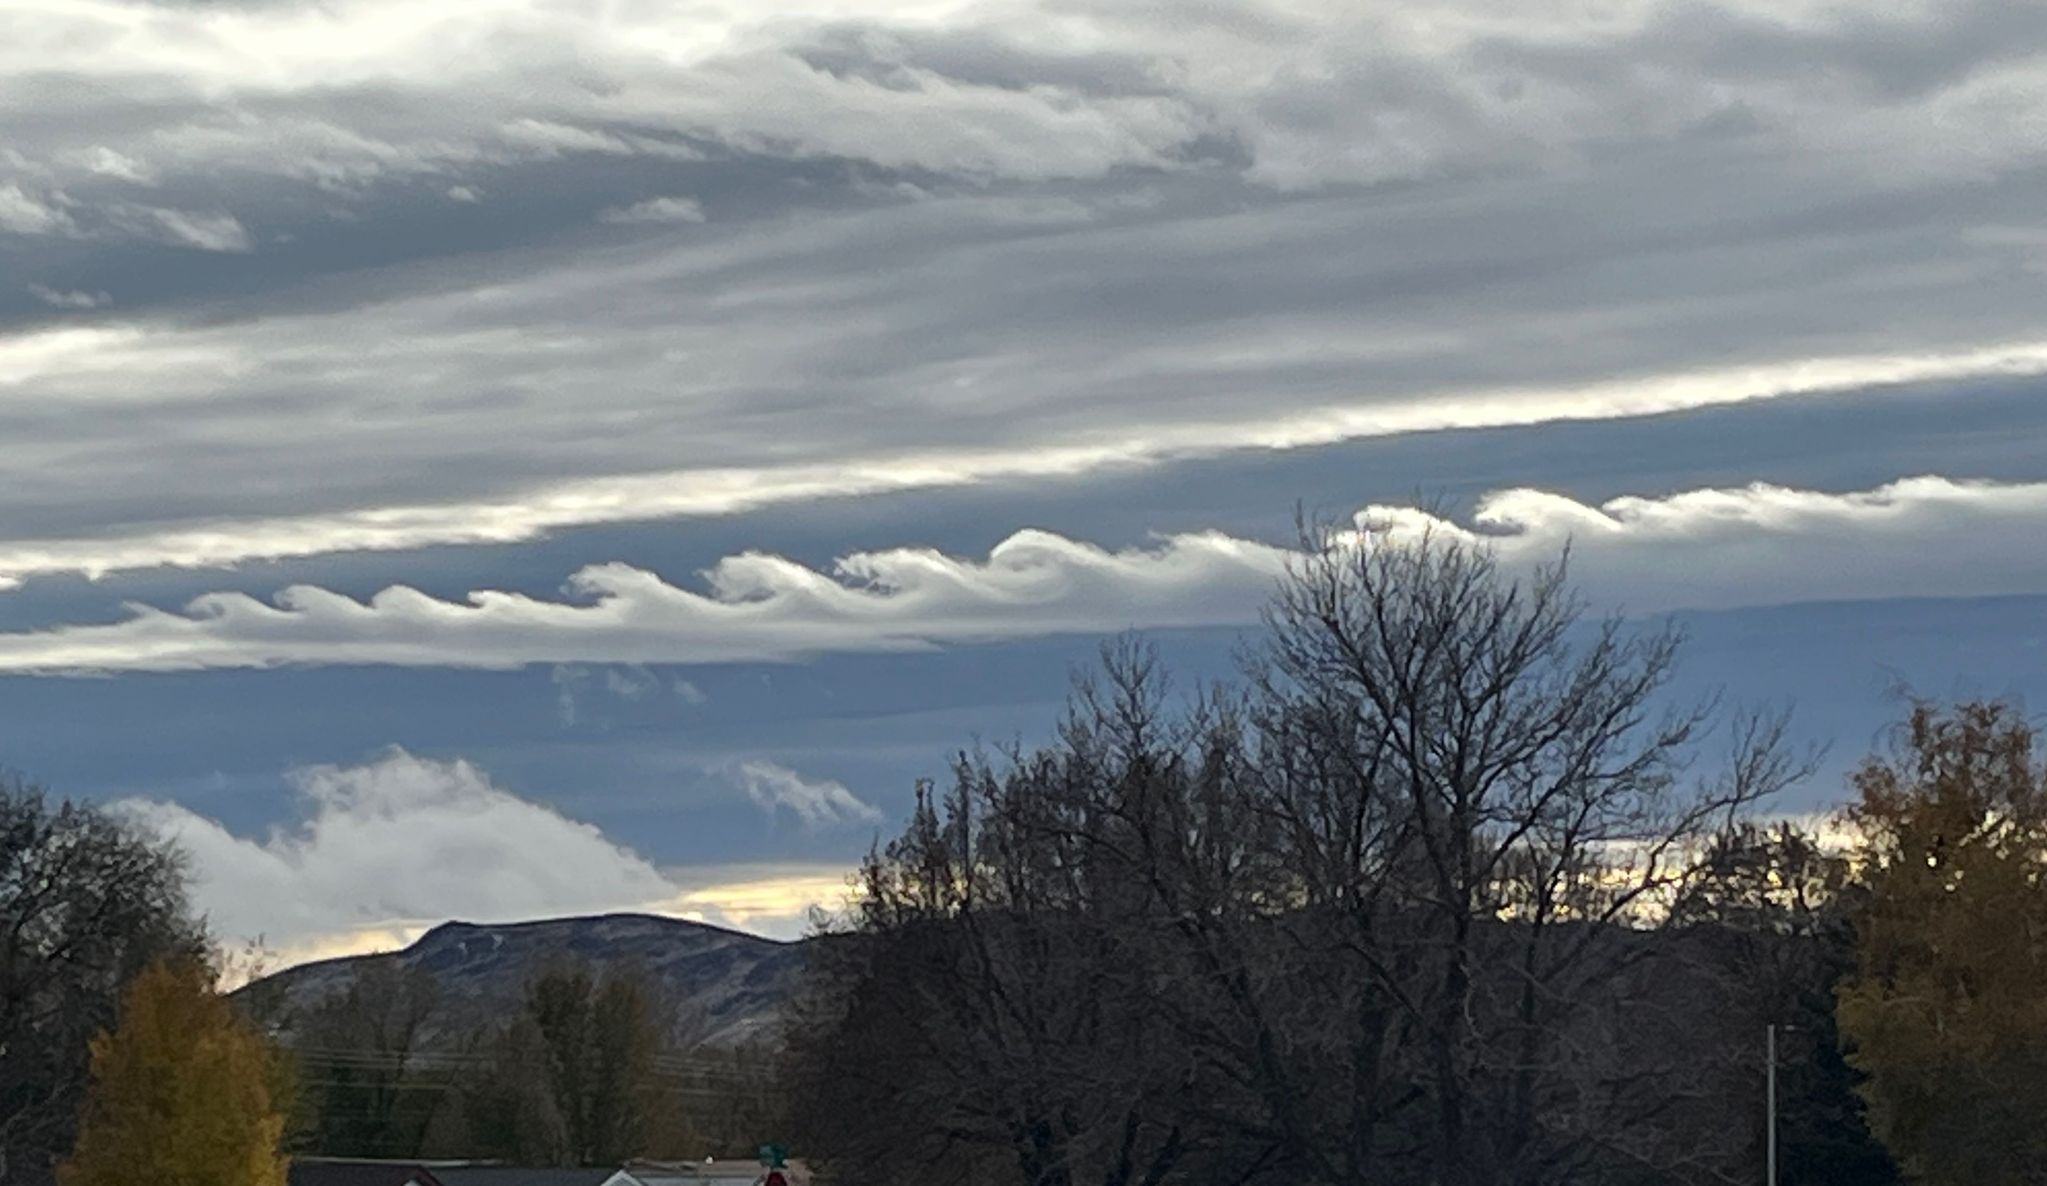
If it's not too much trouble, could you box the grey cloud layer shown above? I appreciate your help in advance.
[5,327,2042,588]
[4,0,2047,577]
[4,476,2043,675]
[9,0,2044,208]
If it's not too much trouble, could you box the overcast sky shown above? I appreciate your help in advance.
[6,0,2047,964]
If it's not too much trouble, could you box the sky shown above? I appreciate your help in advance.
[5,0,2047,965]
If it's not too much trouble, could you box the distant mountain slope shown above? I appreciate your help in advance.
[244,914,810,1049]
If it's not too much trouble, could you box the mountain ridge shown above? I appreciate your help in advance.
[244,912,811,1049]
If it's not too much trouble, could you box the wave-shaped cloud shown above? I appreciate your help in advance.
[1376,475,2047,612]
[5,476,2045,675]
[0,528,1288,672]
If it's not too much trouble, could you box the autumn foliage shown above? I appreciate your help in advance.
[57,959,294,1186]
[1837,701,2047,1186]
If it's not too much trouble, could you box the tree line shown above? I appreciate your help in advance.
[782,530,2047,1186]
[253,954,786,1164]
[6,527,2047,1185]
[0,784,779,1183]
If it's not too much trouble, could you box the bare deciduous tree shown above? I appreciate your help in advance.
[791,531,1809,1186]
[1241,526,1807,1185]
[790,651,1263,1186]
[1672,823,1898,1186]
[461,960,671,1166]
[295,956,443,1157]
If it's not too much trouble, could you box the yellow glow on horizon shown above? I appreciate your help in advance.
[224,866,863,984]
[662,869,860,936]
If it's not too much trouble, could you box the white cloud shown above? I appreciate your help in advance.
[550,662,671,725]
[0,183,74,235]
[550,664,591,726]
[4,476,2047,674]
[0,526,1285,672]
[118,206,255,253]
[600,195,706,224]
[604,665,660,699]
[1357,476,2047,613]
[119,749,677,954]
[732,759,883,829]
[119,749,857,961]
[71,146,154,185]
[494,119,703,162]
[26,284,110,310]
[446,184,482,203]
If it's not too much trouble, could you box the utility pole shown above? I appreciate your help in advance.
[1767,1022,1778,1186]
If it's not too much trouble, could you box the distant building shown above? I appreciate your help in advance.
[630,1160,808,1184]
[289,1157,800,1186]
[433,1169,650,1186]
[290,1163,660,1186]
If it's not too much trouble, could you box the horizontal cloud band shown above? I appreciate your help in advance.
[3,339,2047,591]
[2,475,2042,675]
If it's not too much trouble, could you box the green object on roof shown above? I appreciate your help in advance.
[758,1144,787,1168]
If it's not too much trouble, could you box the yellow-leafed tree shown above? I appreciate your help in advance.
[57,959,295,1186]
[1837,701,2047,1186]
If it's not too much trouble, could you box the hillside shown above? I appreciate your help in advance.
[243,913,810,1049]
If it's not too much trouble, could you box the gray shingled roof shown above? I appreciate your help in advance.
[433,1170,638,1186]
[289,1164,448,1186]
